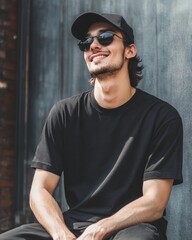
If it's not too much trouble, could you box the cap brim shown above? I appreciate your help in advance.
[71,12,119,40]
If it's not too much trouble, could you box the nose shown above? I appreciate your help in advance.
[90,37,102,51]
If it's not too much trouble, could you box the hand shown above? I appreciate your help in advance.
[76,223,106,240]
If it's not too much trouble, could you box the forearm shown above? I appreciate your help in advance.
[86,179,173,240]
[99,195,163,237]
[30,188,75,240]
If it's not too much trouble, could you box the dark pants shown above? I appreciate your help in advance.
[0,222,166,240]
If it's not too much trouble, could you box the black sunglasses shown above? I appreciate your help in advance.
[78,31,123,52]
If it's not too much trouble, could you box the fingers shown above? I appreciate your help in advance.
[77,224,105,240]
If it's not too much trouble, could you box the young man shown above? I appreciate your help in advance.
[0,12,183,240]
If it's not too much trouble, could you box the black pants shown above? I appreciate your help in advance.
[0,222,166,240]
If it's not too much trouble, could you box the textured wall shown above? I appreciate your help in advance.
[0,0,18,232]
[27,0,191,239]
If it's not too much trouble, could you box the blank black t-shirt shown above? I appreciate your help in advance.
[31,88,183,233]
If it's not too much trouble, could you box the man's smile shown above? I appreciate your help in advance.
[89,52,109,63]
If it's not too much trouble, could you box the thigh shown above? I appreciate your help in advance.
[110,223,163,240]
[0,223,52,240]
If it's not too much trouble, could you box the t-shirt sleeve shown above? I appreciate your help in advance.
[31,102,65,176]
[144,113,183,185]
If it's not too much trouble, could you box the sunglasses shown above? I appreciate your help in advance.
[78,31,123,52]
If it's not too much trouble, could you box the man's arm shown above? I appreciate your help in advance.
[30,169,76,240]
[76,179,173,240]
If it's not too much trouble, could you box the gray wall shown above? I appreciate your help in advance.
[26,0,192,239]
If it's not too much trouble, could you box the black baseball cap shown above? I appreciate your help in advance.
[71,12,134,43]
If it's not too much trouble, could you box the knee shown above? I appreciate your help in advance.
[112,223,160,240]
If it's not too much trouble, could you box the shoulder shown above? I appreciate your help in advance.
[50,90,92,116]
[136,88,182,122]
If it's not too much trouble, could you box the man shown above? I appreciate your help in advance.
[0,12,183,240]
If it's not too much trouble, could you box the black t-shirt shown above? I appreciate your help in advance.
[31,88,183,232]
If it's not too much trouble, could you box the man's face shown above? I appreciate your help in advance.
[83,22,128,78]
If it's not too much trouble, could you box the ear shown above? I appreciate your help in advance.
[125,44,137,59]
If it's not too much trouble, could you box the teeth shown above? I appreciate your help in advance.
[92,55,106,61]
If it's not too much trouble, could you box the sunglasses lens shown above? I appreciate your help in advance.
[78,37,93,51]
[98,32,114,46]
[78,32,115,51]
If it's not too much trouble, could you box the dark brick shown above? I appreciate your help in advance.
[0,50,5,58]
[0,0,18,232]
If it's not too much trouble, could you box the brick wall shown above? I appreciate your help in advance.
[0,0,19,232]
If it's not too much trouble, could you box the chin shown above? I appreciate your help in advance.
[90,67,119,78]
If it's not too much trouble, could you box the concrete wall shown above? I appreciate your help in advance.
[25,0,192,239]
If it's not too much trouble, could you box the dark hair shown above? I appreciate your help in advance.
[123,32,144,87]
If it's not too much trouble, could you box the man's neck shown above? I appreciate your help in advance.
[93,74,136,109]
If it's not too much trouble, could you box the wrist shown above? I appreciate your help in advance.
[52,229,76,240]
[97,217,117,238]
